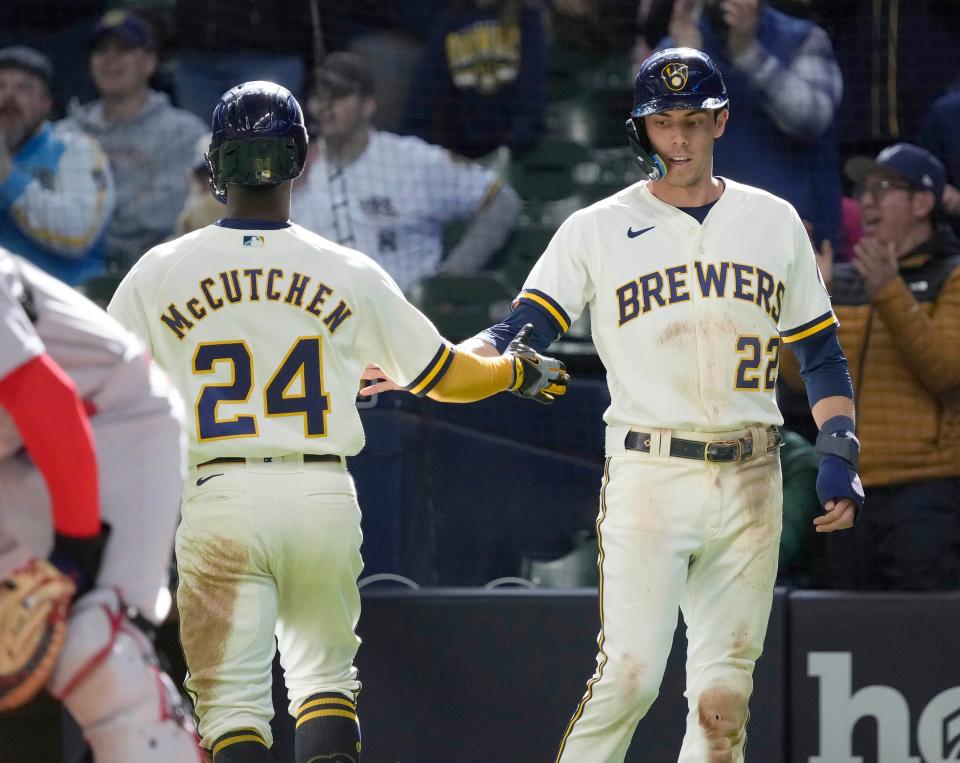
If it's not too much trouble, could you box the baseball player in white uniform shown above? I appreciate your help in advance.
[291,52,520,294]
[107,81,567,763]
[0,246,201,760]
[394,48,863,762]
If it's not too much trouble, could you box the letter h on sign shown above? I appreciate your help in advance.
[809,651,960,763]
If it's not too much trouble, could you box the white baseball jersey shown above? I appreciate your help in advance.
[518,178,834,450]
[0,250,161,459]
[291,130,498,292]
[107,222,455,466]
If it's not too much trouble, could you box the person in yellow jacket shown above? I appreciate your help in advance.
[782,142,960,590]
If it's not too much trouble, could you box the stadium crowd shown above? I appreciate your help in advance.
[1,0,959,598]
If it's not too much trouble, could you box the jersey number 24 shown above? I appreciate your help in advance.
[193,337,330,441]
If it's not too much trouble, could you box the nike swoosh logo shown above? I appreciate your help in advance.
[627,226,655,238]
[196,473,224,487]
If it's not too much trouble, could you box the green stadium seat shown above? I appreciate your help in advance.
[507,137,593,201]
[410,270,517,342]
[545,46,596,101]
[547,94,632,149]
[496,195,586,288]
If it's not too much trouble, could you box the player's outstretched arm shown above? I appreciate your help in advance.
[359,326,570,404]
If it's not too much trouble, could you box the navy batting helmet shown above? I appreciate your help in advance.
[625,48,728,180]
[207,81,308,203]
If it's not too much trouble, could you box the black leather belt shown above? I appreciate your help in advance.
[624,429,782,463]
[197,454,341,468]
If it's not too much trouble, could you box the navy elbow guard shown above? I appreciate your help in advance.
[814,416,865,515]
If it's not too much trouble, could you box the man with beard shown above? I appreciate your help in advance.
[0,46,115,285]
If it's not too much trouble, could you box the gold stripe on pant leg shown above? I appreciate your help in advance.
[555,457,612,762]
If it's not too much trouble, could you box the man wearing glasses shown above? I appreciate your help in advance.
[784,142,960,590]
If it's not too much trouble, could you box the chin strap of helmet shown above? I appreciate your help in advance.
[625,118,667,181]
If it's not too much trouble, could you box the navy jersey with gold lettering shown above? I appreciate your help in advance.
[518,178,834,449]
[108,220,453,465]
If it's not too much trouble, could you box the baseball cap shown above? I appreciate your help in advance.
[90,10,156,51]
[315,52,375,98]
[844,143,946,202]
[0,46,54,88]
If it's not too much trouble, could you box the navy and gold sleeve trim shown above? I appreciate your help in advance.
[780,311,838,344]
[516,289,571,334]
[406,343,456,397]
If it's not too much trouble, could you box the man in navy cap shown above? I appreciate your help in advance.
[782,142,960,591]
[60,11,206,272]
[0,45,116,285]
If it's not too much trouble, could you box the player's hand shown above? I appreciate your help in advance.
[814,497,857,533]
[359,364,404,397]
[813,415,864,532]
[504,324,570,405]
[852,236,899,297]
[668,0,703,50]
[720,0,761,57]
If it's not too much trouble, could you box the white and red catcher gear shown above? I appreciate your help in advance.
[47,588,202,762]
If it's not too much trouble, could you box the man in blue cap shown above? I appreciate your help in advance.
[61,10,206,271]
[0,45,116,285]
[783,142,960,591]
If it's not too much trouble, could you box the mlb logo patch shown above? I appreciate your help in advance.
[243,235,265,248]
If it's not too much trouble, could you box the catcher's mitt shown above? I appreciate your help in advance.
[0,559,75,711]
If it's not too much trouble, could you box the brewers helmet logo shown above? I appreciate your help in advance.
[661,63,689,92]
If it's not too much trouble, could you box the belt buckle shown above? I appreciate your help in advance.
[704,439,743,464]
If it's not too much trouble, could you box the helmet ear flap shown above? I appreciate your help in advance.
[625,117,666,181]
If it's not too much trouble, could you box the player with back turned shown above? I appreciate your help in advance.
[365,48,864,761]
[107,81,567,763]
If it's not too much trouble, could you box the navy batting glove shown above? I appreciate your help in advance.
[814,416,865,516]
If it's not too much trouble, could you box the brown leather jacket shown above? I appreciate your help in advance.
[782,227,960,487]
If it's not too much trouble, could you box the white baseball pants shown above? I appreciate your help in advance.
[556,447,782,763]
[176,456,363,750]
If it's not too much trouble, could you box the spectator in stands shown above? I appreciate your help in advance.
[660,0,843,250]
[293,52,521,295]
[0,46,115,285]
[318,0,449,132]
[781,143,960,591]
[171,0,313,120]
[919,87,960,221]
[403,0,547,159]
[61,10,206,271]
